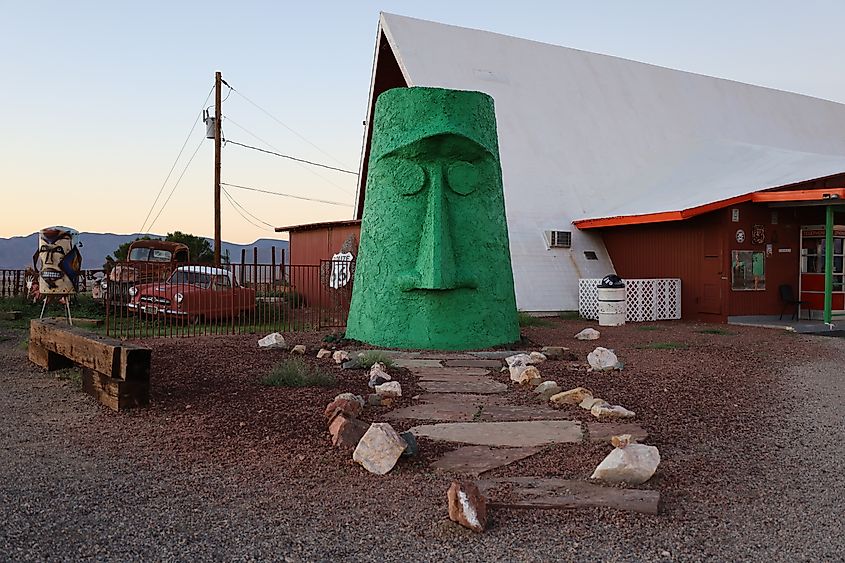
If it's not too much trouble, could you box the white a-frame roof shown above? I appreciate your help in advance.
[358,12,845,312]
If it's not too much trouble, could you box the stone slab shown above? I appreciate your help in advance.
[476,477,660,515]
[469,351,529,360]
[415,394,507,405]
[388,401,573,422]
[414,371,494,382]
[586,422,649,443]
[418,379,507,394]
[410,367,492,378]
[392,359,443,368]
[410,420,583,447]
[442,359,503,368]
[432,446,543,475]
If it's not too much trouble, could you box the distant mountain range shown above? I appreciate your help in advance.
[0,232,289,269]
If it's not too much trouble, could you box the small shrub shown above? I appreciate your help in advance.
[517,312,552,327]
[54,368,82,387]
[262,358,335,387]
[355,350,395,369]
[696,328,732,335]
[636,341,688,350]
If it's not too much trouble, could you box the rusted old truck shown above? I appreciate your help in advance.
[97,240,190,304]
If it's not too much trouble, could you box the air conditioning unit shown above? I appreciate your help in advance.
[546,230,572,248]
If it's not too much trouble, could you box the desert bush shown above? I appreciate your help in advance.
[262,358,335,387]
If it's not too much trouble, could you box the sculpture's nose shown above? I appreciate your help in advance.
[413,168,458,290]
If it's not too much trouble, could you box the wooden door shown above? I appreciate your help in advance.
[699,233,724,315]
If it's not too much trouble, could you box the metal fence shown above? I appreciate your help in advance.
[102,260,353,338]
[1,268,105,298]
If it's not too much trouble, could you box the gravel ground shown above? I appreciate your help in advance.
[1,320,843,562]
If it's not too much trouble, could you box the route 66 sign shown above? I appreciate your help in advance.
[735,229,745,243]
[751,224,765,244]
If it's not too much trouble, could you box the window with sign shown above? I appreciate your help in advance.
[731,250,765,291]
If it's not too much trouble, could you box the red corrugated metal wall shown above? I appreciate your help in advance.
[289,225,361,307]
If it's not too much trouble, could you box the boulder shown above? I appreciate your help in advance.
[368,362,393,388]
[575,328,600,340]
[510,365,542,386]
[333,350,350,364]
[324,398,363,421]
[367,393,384,407]
[291,344,307,355]
[317,348,332,359]
[591,404,636,420]
[580,397,608,410]
[550,387,594,406]
[447,480,488,533]
[375,380,402,398]
[329,414,370,449]
[541,346,577,360]
[352,423,407,475]
[257,332,287,349]
[528,351,547,364]
[505,353,532,368]
[591,443,660,485]
[334,393,366,409]
[533,381,561,398]
[400,431,418,457]
[587,347,621,371]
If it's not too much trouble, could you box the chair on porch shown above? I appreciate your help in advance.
[779,284,809,321]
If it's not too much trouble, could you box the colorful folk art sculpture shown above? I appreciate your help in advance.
[33,226,82,295]
[346,87,519,350]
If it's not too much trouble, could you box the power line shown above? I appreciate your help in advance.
[147,137,206,233]
[227,84,353,169]
[139,85,214,233]
[221,182,352,207]
[223,116,354,195]
[225,139,358,175]
[221,186,276,229]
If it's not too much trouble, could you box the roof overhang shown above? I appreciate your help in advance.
[574,187,845,229]
[274,219,361,233]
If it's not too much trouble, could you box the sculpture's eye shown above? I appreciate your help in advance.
[375,159,426,196]
[447,161,480,195]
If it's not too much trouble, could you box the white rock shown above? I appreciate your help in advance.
[550,387,593,406]
[575,328,601,340]
[375,380,402,398]
[291,344,307,355]
[528,351,547,364]
[591,443,660,485]
[587,347,621,371]
[580,397,608,410]
[510,365,542,386]
[368,362,392,387]
[533,381,561,395]
[332,350,350,364]
[504,353,532,368]
[334,392,365,408]
[591,404,636,420]
[352,423,407,475]
[257,332,287,349]
[317,348,332,359]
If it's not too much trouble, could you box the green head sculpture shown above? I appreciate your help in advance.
[345,87,519,350]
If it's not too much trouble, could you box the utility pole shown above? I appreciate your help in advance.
[214,71,222,266]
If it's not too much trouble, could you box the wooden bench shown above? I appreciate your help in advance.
[29,319,150,411]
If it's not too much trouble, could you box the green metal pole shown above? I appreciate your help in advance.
[824,204,833,325]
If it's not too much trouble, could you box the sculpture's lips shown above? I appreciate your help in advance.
[41,269,62,280]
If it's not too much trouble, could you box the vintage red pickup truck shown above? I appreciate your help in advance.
[127,265,256,323]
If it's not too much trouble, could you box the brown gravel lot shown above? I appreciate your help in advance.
[1,319,843,562]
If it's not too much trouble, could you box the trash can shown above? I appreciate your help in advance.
[597,274,626,326]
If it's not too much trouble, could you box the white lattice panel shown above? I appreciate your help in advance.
[579,278,681,322]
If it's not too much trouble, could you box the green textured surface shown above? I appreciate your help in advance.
[346,87,519,350]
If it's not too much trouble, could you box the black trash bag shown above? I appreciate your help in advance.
[599,274,625,288]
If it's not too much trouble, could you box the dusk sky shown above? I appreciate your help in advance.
[3,1,844,243]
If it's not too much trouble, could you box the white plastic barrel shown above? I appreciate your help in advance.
[597,286,626,326]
